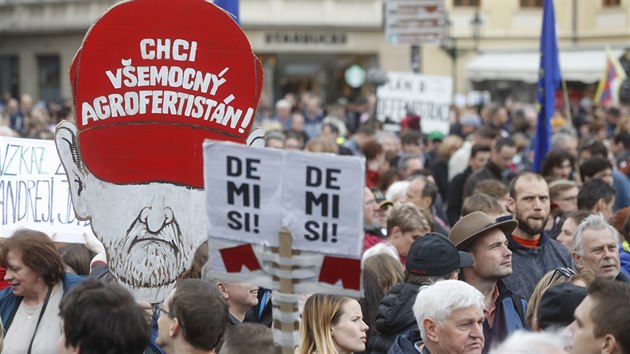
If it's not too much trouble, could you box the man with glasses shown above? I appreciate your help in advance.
[156,279,228,354]
[450,211,527,353]
[572,214,628,282]
[363,187,385,252]
[549,180,579,213]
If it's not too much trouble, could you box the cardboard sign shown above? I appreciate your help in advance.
[204,143,365,350]
[0,137,91,242]
[56,0,263,302]
[376,72,452,134]
[207,237,363,296]
[70,0,263,188]
[282,152,364,258]
[204,142,364,258]
[204,143,283,247]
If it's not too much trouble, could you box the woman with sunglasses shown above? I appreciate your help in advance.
[526,267,596,329]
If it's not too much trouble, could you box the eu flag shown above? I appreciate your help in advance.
[533,0,562,173]
[214,0,240,25]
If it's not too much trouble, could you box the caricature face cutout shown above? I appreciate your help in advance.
[55,129,202,295]
[57,126,265,302]
[57,0,263,302]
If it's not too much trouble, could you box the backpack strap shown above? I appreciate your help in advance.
[510,293,528,328]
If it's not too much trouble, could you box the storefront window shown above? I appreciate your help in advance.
[256,53,377,106]
[0,56,19,99]
[37,55,60,101]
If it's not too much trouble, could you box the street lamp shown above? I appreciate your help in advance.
[470,11,483,50]
[440,10,484,92]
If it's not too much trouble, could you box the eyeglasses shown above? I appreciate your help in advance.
[156,305,175,319]
[546,267,576,288]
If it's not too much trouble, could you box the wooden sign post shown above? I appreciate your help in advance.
[277,228,298,354]
[204,142,365,350]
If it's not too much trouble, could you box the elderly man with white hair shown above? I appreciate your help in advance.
[388,280,486,354]
[572,214,629,282]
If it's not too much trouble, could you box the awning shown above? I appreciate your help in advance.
[465,49,623,84]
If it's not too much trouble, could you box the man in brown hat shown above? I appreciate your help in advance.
[450,211,527,354]
[504,172,573,300]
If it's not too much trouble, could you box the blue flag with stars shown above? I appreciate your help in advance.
[533,0,562,173]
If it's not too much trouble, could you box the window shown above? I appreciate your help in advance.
[520,0,543,7]
[0,56,19,98]
[453,0,481,6]
[37,55,60,101]
[603,0,621,6]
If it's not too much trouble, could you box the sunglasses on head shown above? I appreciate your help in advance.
[546,267,576,288]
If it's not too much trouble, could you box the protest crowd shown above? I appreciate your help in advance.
[0,86,629,354]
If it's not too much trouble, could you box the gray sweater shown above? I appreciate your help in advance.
[503,231,574,300]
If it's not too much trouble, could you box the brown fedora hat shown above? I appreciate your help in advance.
[449,211,518,251]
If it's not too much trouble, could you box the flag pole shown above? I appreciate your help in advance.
[552,6,572,126]
[561,78,572,125]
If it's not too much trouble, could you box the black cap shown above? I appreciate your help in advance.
[538,282,587,330]
[406,232,474,276]
[371,189,393,208]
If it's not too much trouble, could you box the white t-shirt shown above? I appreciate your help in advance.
[3,282,63,354]
[448,141,472,181]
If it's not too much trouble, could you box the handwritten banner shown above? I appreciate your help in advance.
[0,137,91,242]
[204,142,364,258]
[376,72,453,134]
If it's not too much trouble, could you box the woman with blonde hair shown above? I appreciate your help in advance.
[526,267,595,329]
[363,253,404,294]
[297,294,368,354]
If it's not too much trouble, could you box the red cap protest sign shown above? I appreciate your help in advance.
[70,0,263,188]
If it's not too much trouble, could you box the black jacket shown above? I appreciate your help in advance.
[366,282,420,354]
[388,329,424,354]
[462,159,504,199]
[447,166,473,226]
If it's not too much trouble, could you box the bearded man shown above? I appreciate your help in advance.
[502,172,573,300]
